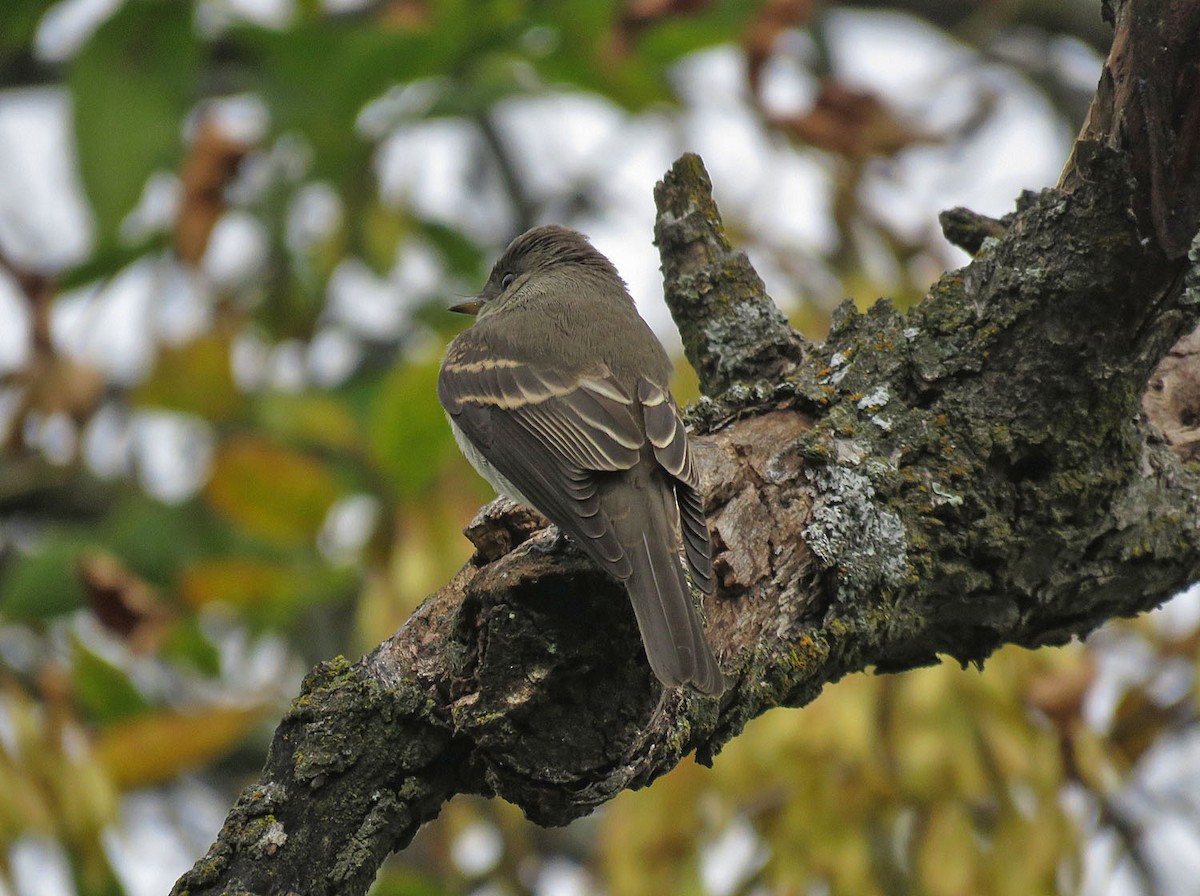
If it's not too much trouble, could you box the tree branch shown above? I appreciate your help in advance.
[652,152,808,397]
[172,2,1200,892]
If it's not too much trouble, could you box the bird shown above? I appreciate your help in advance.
[437,225,725,695]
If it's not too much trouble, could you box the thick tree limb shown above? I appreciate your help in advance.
[1060,0,1200,257]
[172,2,1200,893]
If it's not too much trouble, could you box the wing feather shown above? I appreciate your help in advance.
[676,483,715,593]
[439,330,715,597]
[638,379,693,481]
[439,331,642,575]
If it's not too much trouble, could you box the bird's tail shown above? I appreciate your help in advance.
[615,488,725,695]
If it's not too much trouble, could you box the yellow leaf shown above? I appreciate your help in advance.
[179,558,296,609]
[918,804,977,895]
[205,435,341,545]
[257,393,362,453]
[135,332,242,420]
[93,706,265,789]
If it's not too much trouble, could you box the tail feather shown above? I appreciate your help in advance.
[614,493,725,695]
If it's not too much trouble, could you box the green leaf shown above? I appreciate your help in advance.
[0,493,228,621]
[368,359,456,499]
[71,638,150,724]
[159,616,221,677]
[56,234,170,292]
[369,868,454,896]
[0,537,87,619]
[68,0,201,248]
[103,496,231,587]
[0,0,63,56]
[524,0,747,109]
[361,203,410,274]
[179,556,297,611]
[633,1,751,66]
[228,20,457,186]
[418,220,487,284]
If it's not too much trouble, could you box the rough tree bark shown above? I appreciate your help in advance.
[171,2,1200,893]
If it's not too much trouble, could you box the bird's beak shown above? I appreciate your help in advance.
[449,299,484,315]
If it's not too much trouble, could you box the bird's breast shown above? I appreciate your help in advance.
[447,415,535,508]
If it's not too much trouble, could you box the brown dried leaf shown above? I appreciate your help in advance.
[1108,688,1179,769]
[173,118,250,267]
[743,0,815,97]
[12,355,106,427]
[376,0,431,29]
[621,0,712,30]
[770,81,930,159]
[77,551,175,654]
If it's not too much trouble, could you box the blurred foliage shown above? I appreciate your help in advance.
[0,0,1194,895]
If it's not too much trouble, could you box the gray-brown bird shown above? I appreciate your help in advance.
[437,225,725,694]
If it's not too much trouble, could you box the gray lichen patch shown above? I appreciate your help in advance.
[698,290,799,386]
[803,464,909,604]
[857,386,890,411]
[255,819,287,857]
[1184,232,1200,307]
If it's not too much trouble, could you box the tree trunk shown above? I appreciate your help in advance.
[171,2,1200,893]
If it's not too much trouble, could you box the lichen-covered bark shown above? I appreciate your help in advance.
[172,2,1200,893]
[171,656,473,896]
[1060,0,1200,258]
[651,153,807,397]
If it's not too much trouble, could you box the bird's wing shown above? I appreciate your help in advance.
[440,330,722,692]
[438,333,646,575]
[638,379,715,593]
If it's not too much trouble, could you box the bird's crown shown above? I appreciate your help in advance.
[494,225,621,281]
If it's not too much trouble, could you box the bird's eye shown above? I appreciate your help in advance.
[500,272,515,289]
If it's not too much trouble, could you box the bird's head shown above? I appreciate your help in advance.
[449,225,624,317]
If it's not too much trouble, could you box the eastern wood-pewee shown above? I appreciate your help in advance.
[438,225,725,695]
